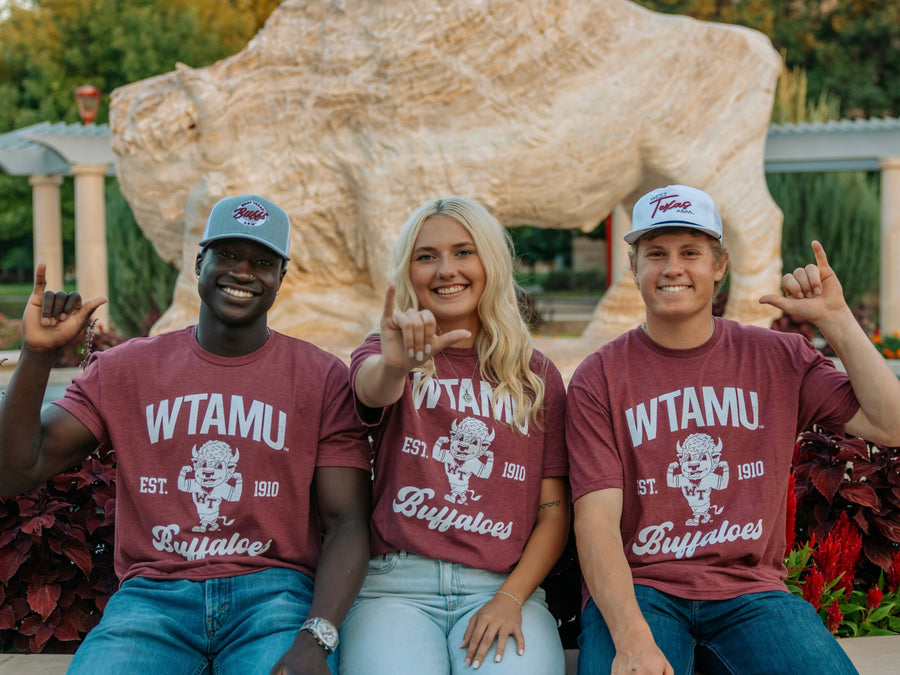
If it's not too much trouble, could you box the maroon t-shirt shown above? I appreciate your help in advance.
[566,318,859,604]
[55,327,371,583]
[350,335,568,573]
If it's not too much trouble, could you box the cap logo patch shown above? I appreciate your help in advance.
[232,200,269,227]
[649,193,693,219]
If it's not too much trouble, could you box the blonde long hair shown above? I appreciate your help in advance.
[391,196,545,431]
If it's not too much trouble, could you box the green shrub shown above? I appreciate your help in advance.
[105,182,178,337]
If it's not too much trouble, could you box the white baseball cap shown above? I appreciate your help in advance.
[625,185,723,245]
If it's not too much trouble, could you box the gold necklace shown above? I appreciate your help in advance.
[441,352,479,403]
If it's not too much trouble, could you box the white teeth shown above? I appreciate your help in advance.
[223,287,253,298]
[660,285,690,292]
[435,285,466,295]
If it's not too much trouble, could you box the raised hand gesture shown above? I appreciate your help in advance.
[759,241,850,331]
[23,263,107,353]
[355,284,472,409]
[378,283,471,372]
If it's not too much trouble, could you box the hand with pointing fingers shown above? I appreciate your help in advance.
[379,283,471,373]
[759,241,850,329]
[22,263,107,353]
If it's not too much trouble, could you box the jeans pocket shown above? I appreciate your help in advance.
[367,552,400,575]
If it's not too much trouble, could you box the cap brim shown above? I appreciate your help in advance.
[199,233,290,260]
[624,223,722,245]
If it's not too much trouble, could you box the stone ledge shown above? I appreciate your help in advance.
[2,637,898,674]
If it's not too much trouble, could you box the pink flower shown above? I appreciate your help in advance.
[867,587,883,610]
[803,568,826,611]
[826,599,843,634]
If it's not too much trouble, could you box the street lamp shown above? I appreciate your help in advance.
[74,85,101,125]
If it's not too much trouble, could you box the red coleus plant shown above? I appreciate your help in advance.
[792,427,900,579]
[0,446,117,653]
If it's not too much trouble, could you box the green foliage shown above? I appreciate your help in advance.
[636,0,900,118]
[541,269,606,293]
[767,171,880,306]
[509,226,574,267]
[105,180,178,337]
[0,0,279,291]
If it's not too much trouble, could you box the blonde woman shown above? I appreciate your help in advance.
[339,197,569,674]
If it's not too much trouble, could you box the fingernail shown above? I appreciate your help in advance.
[464,658,471,667]
[424,344,432,355]
[408,349,414,359]
[416,350,423,361]
[518,648,524,655]
[494,654,502,662]
[472,660,480,669]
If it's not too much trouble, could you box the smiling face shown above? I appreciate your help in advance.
[631,229,728,331]
[408,215,486,339]
[196,238,285,330]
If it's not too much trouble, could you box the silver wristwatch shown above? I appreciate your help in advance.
[301,617,339,654]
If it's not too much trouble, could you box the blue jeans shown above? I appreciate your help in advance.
[338,551,565,674]
[578,585,858,675]
[68,567,337,675]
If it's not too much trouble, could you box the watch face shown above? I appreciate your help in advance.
[318,621,338,646]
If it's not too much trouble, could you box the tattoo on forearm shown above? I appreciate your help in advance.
[538,500,561,511]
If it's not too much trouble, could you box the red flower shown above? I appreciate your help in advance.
[784,472,797,558]
[866,587,883,610]
[802,568,825,611]
[887,550,900,594]
[815,513,861,598]
[826,599,843,634]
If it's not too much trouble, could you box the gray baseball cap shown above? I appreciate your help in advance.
[625,185,723,245]
[199,195,291,260]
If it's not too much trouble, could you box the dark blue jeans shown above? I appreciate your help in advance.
[68,567,336,675]
[577,585,858,675]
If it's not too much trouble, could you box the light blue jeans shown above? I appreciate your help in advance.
[338,551,565,674]
[67,567,336,675]
[578,585,858,675]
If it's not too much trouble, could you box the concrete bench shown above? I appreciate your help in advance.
[2,638,899,674]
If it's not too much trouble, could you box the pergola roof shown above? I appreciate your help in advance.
[765,116,900,173]
[0,122,114,176]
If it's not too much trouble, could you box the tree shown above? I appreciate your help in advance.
[636,0,900,119]
[0,0,280,331]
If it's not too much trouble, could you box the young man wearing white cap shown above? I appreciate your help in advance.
[0,195,372,675]
[566,185,900,674]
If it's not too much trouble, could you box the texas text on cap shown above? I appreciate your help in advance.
[199,195,291,260]
[624,185,723,245]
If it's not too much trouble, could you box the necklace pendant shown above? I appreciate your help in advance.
[463,392,473,403]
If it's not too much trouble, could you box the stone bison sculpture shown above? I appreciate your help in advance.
[110,0,783,364]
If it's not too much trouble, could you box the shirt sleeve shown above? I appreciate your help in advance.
[348,333,388,427]
[315,357,373,471]
[565,353,624,502]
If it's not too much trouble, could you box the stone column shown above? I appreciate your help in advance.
[610,203,632,284]
[71,163,109,330]
[28,174,64,292]
[880,158,900,336]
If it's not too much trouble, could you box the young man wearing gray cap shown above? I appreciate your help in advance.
[0,195,371,675]
[566,185,900,674]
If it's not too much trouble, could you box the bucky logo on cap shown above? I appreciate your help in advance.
[625,184,723,245]
[232,200,269,227]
